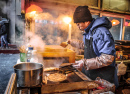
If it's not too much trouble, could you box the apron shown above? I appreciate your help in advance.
[82,34,115,83]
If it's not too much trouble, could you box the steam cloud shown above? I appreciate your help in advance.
[0,1,84,66]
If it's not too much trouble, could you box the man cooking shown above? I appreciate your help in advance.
[68,6,119,88]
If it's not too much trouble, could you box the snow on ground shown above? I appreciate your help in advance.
[0,54,19,93]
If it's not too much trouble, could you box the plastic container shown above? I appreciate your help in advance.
[26,47,33,62]
[20,53,26,62]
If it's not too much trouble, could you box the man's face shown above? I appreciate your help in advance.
[76,21,90,31]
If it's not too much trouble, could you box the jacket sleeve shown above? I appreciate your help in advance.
[69,39,84,50]
[83,53,115,70]
[0,25,6,35]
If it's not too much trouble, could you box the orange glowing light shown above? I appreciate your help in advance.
[111,19,120,26]
[128,22,130,26]
[125,22,129,26]
[30,11,36,15]
[63,17,72,24]
[26,4,43,13]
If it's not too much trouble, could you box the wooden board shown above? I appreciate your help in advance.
[41,81,98,94]
[44,45,67,52]
[37,49,76,63]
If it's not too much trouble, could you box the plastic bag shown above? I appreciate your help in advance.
[117,61,127,76]
[91,77,115,94]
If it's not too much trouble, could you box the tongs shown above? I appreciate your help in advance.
[59,63,78,74]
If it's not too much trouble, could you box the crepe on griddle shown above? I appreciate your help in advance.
[47,73,67,82]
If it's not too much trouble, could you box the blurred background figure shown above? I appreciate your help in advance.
[0,16,8,49]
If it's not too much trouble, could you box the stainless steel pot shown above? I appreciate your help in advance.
[14,62,43,87]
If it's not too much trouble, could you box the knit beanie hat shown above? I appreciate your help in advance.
[73,6,92,23]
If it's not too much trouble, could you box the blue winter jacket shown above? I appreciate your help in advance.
[83,17,119,87]
[83,17,115,61]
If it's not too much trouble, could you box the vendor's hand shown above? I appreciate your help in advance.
[67,40,70,44]
[60,42,68,47]
[73,59,84,69]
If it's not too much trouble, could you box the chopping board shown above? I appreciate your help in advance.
[44,45,67,52]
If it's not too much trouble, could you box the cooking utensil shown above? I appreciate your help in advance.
[59,63,74,68]
[43,67,59,72]
[14,62,43,87]
[18,45,27,53]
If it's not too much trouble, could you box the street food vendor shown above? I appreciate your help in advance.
[68,6,119,88]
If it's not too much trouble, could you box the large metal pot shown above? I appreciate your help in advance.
[14,62,43,87]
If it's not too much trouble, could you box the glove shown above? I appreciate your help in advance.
[73,59,85,69]
[60,42,68,47]
[84,54,114,70]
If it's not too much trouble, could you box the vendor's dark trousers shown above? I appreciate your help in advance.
[1,34,8,48]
